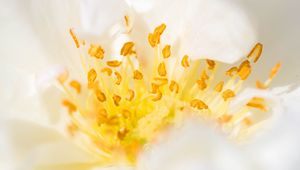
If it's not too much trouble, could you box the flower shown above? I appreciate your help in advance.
[0,0,300,170]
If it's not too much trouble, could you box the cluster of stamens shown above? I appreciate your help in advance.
[59,19,280,165]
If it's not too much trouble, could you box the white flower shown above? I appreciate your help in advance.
[1,0,300,170]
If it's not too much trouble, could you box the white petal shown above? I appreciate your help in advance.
[244,87,300,169]
[137,119,253,170]
[179,0,256,63]
[0,119,98,170]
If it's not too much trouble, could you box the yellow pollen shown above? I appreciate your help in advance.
[121,42,135,56]
[88,69,97,88]
[69,28,80,48]
[246,97,268,111]
[101,67,113,76]
[126,89,135,101]
[151,83,159,93]
[190,99,208,110]
[181,55,190,68]
[124,15,129,27]
[222,89,235,101]
[148,23,166,47]
[269,62,281,79]
[169,80,179,93]
[158,62,167,76]
[152,90,162,101]
[95,89,106,102]
[154,77,168,86]
[114,71,122,85]
[162,45,171,58]
[214,81,224,92]
[238,60,251,80]
[197,79,207,90]
[88,44,105,59]
[133,70,143,80]
[247,43,263,63]
[226,67,238,77]
[206,59,216,70]
[62,100,77,114]
[69,80,81,93]
[113,95,121,106]
[107,60,122,67]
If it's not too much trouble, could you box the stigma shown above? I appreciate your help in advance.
[60,22,280,165]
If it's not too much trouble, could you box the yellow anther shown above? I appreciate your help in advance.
[69,80,81,93]
[247,43,263,63]
[214,81,224,92]
[190,99,208,110]
[133,70,143,80]
[222,89,235,101]
[217,114,232,124]
[122,109,131,119]
[69,28,80,48]
[107,60,122,67]
[114,71,122,85]
[97,108,108,124]
[113,95,121,106]
[154,77,168,86]
[124,15,129,27]
[269,63,281,79]
[67,123,78,137]
[62,100,77,114]
[148,23,166,47]
[95,90,106,102]
[246,97,267,111]
[158,62,167,77]
[88,69,97,88]
[121,42,135,56]
[181,55,190,68]
[206,59,216,70]
[101,67,113,76]
[162,45,171,58]
[151,83,159,93]
[152,91,162,101]
[243,118,253,126]
[238,60,251,80]
[118,128,128,140]
[127,89,135,101]
[57,70,69,84]
[154,23,166,35]
[169,80,179,93]
[201,70,209,80]
[88,44,105,59]
[256,80,268,89]
[226,67,238,77]
[197,79,207,90]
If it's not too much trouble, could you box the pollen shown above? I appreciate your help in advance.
[60,22,281,166]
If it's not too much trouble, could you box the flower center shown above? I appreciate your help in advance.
[59,18,280,165]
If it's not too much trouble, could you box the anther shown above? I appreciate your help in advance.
[190,99,208,110]
[162,45,171,58]
[197,79,207,90]
[114,71,122,85]
[88,69,97,88]
[206,59,216,70]
[222,89,235,101]
[133,70,143,80]
[95,90,106,102]
[69,29,80,48]
[107,60,122,67]
[121,42,135,56]
[247,43,263,63]
[158,62,167,76]
[113,95,121,106]
[62,100,77,114]
[181,55,190,68]
[238,60,251,80]
[169,80,179,93]
[127,89,135,101]
[101,67,112,76]
[69,80,81,93]
[214,81,224,92]
[246,97,267,111]
[152,91,162,101]
[88,44,105,59]
[226,67,238,77]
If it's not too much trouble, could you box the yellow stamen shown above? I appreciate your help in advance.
[69,29,80,48]
[88,44,105,59]
[214,81,224,92]
[190,99,208,110]
[206,59,216,70]
[158,62,167,76]
[69,80,81,93]
[181,55,190,68]
[169,80,179,93]
[133,70,143,80]
[107,60,122,67]
[222,89,235,101]
[121,42,135,56]
[162,45,171,58]
[247,43,263,63]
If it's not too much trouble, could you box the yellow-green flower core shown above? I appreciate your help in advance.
[60,18,280,165]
